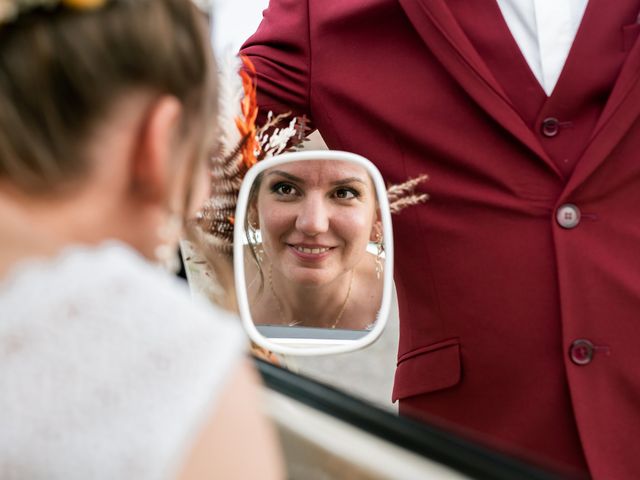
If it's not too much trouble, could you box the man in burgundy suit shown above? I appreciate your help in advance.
[241,1,640,477]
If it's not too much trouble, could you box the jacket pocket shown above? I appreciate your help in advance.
[392,338,461,402]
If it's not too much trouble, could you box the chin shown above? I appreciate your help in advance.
[285,269,337,287]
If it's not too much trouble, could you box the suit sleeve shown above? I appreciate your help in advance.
[240,0,313,123]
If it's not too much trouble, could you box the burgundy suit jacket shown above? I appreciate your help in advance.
[241,1,640,477]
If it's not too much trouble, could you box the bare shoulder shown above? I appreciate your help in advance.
[176,360,285,480]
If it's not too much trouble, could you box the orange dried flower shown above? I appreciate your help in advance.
[235,55,260,168]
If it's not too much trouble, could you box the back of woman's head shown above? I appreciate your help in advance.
[0,0,216,193]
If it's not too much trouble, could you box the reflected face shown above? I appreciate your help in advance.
[255,160,379,286]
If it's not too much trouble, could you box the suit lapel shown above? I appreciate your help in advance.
[563,36,640,197]
[398,0,561,177]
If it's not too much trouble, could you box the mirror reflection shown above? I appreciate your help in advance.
[244,159,384,334]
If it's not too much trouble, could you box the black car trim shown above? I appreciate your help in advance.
[255,358,580,480]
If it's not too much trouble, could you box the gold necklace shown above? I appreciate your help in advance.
[268,264,354,329]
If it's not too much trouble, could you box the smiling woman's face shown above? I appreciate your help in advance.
[255,160,378,286]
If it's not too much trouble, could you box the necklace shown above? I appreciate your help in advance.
[268,264,354,329]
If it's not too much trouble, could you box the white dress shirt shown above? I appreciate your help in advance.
[496,0,589,95]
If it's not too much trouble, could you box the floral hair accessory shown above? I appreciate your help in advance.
[59,0,106,8]
[0,0,212,26]
[0,0,106,25]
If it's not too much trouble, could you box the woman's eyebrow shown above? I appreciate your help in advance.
[331,177,368,186]
[266,170,304,183]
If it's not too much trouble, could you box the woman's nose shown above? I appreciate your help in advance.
[295,196,329,236]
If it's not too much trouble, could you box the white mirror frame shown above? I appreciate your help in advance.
[233,150,395,356]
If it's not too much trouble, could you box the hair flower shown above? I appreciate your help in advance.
[0,0,107,27]
[61,0,107,9]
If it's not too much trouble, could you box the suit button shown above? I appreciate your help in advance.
[569,339,594,365]
[541,117,560,137]
[556,204,581,229]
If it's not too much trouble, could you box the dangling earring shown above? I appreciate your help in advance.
[253,244,264,265]
[374,232,384,280]
[155,213,182,273]
[248,221,263,264]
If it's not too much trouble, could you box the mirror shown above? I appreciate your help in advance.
[234,150,394,355]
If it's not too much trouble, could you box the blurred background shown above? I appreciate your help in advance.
[210,0,268,56]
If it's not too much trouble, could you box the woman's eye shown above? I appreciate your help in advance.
[271,182,299,197]
[334,187,359,200]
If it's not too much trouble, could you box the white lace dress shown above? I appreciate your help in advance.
[0,243,246,479]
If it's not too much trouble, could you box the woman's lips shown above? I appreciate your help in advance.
[287,244,335,261]
[294,245,331,254]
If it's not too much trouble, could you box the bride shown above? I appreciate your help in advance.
[246,160,384,330]
[0,0,281,478]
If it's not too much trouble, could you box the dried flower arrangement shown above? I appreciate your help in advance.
[186,54,428,311]
[387,174,430,213]
[195,56,428,252]
[194,56,311,256]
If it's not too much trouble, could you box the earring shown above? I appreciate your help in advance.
[252,244,264,264]
[374,233,384,280]
[155,213,182,274]
[248,222,263,264]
